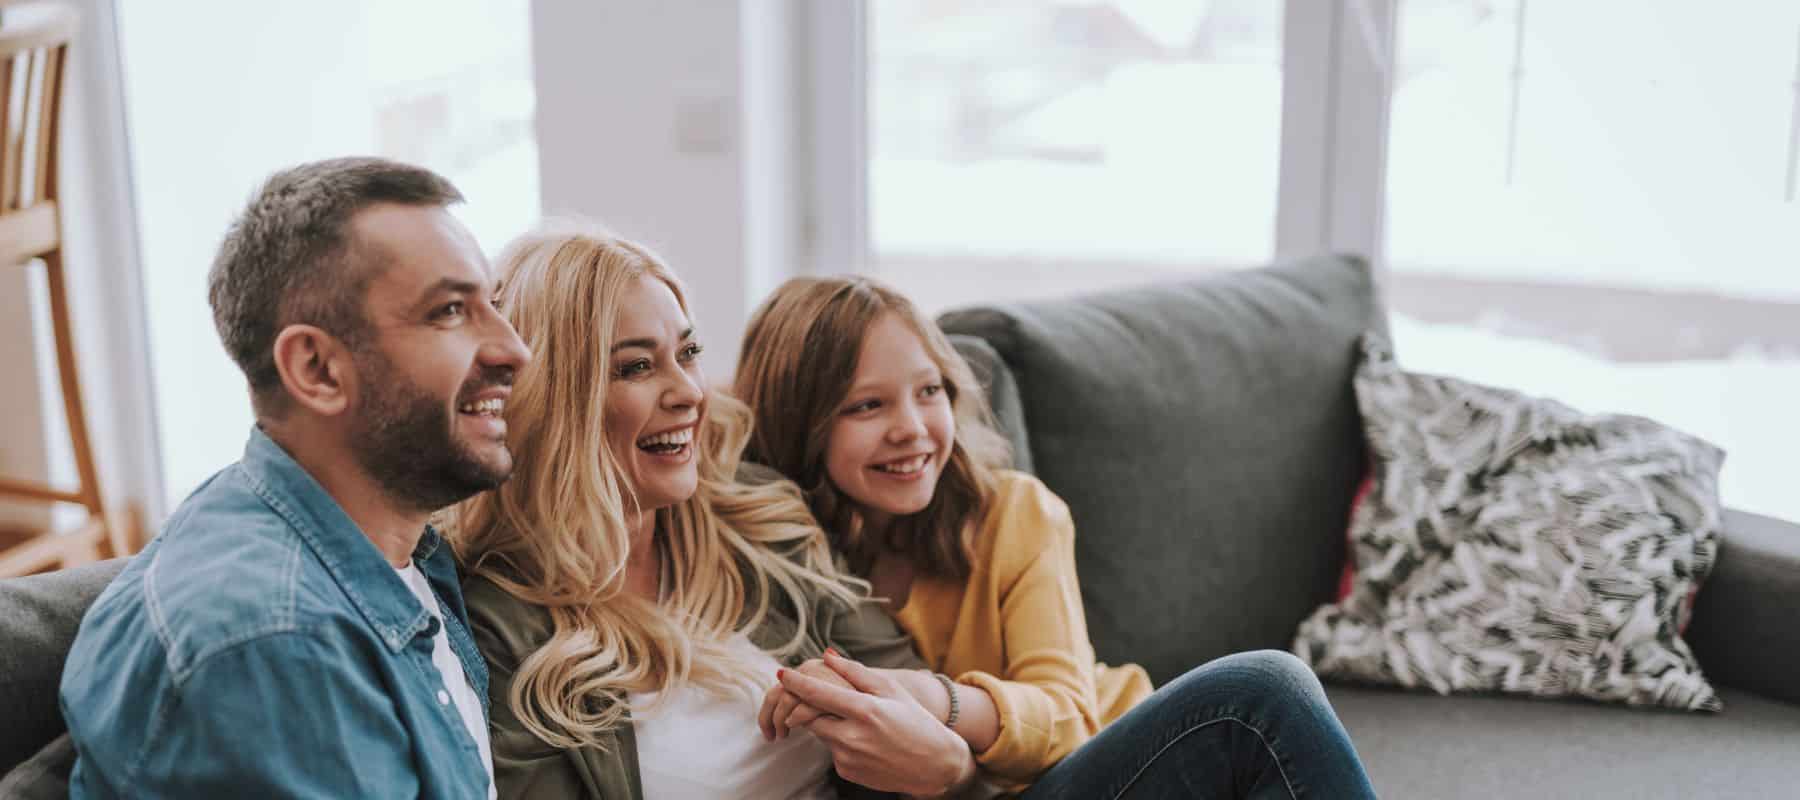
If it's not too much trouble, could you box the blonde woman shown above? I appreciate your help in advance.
[735,276,1378,799]
[449,224,976,799]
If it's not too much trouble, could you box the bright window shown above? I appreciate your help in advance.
[1385,0,1800,521]
[868,0,1283,311]
[119,0,539,509]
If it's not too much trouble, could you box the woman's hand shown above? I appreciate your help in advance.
[758,657,851,740]
[777,649,978,798]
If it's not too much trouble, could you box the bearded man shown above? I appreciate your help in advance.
[60,157,530,799]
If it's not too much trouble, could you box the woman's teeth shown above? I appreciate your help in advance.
[637,427,694,452]
[874,454,930,474]
[459,398,504,416]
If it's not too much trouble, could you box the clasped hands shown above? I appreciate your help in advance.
[758,649,977,798]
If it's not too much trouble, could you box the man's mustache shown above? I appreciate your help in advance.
[456,365,515,402]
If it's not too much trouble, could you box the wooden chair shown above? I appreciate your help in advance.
[0,3,130,577]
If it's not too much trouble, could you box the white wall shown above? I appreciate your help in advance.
[530,0,807,376]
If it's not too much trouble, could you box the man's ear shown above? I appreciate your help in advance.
[271,324,356,417]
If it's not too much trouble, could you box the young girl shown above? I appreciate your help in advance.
[735,276,1379,798]
[449,226,975,799]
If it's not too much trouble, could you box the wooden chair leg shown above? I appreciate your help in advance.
[59,518,103,568]
[103,501,145,559]
[42,247,107,516]
[0,515,99,577]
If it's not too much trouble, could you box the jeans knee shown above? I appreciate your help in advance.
[1243,649,1315,680]
[1155,650,1332,722]
[1212,649,1325,701]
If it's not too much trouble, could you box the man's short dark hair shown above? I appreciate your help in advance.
[208,157,463,416]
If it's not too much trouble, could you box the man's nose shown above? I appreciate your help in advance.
[481,314,532,371]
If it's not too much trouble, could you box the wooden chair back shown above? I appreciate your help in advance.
[0,3,138,577]
[0,2,74,266]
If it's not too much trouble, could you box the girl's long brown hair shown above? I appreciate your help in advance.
[733,276,1010,579]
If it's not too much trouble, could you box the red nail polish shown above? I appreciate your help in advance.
[825,647,841,657]
[777,668,787,679]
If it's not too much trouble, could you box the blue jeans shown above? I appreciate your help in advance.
[1020,650,1377,800]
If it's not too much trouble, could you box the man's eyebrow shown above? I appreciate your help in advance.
[610,327,694,354]
[412,278,483,310]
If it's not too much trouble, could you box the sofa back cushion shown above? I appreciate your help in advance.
[947,334,1034,474]
[938,254,1382,684]
[0,559,126,775]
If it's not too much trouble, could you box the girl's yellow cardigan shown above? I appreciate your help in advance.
[894,470,1154,787]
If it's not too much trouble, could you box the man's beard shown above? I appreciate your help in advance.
[347,347,514,513]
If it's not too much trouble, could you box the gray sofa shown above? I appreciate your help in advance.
[4,255,1797,797]
[938,254,1800,798]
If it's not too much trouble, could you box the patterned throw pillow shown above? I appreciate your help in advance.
[1292,334,1726,711]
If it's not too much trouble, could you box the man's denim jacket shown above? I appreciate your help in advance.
[59,427,492,798]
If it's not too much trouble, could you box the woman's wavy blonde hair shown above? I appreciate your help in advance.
[448,221,861,749]
[733,276,1011,579]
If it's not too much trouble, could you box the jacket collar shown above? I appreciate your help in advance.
[240,426,439,653]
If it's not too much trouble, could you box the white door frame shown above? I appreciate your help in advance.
[1275,0,1397,268]
[49,0,165,524]
[801,0,869,276]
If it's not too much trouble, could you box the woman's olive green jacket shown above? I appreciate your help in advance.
[464,494,924,798]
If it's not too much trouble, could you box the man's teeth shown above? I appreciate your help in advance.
[459,398,504,416]
[637,427,695,449]
[875,455,930,474]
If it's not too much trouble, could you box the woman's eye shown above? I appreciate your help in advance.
[616,359,652,378]
[435,301,466,319]
[921,383,945,398]
[843,399,878,415]
[679,342,705,361]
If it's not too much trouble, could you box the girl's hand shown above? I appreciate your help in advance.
[778,649,978,798]
[758,657,850,740]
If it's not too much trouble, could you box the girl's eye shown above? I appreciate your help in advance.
[921,383,945,398]
[615,359,652,378]
[843,399,879,415]
[679,342,705,361]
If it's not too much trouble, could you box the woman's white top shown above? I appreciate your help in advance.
[629,634,836,799]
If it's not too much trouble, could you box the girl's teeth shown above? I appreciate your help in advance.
[877,455,928,474]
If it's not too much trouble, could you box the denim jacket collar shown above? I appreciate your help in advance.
[239,426,440,654]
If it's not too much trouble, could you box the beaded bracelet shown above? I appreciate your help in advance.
[932,672,960,729]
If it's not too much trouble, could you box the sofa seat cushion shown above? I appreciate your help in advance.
[938,254,1384,684]
[0,733,72,799]
[1330,685,1800,799]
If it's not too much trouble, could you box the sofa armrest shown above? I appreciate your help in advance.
[1687,509,1800,707]
[0,559,127,774]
